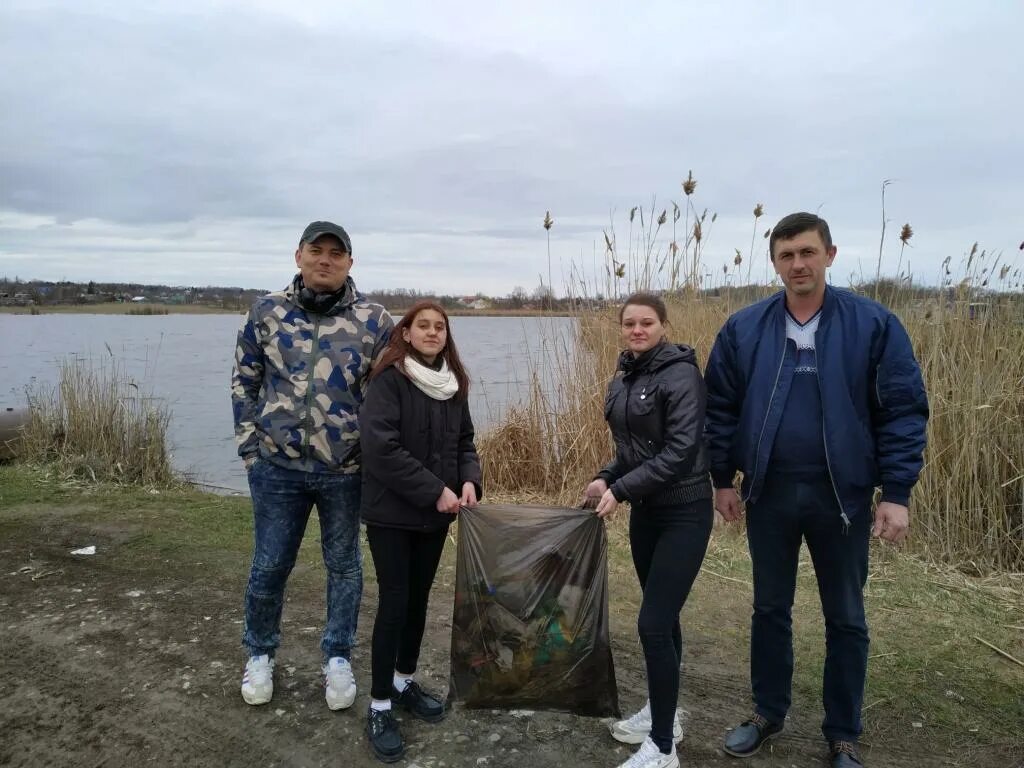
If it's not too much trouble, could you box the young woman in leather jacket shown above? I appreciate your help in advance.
[584,293,713,768]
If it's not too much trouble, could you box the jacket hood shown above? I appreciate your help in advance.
[618,342,697,375]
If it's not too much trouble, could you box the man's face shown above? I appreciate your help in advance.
[771,229,837,298]
[294,235,352,293]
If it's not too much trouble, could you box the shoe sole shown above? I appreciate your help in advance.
[722,729,782,758]
[326,693,356,711]
[241,689,272,706]
[326,685,357,710]
[391,696,447,723]
[393,704,446,724]
[609,716,684,745]
[610,729,683,745]
[367,741,404,764]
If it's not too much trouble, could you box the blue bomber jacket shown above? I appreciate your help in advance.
[704,286,929,523]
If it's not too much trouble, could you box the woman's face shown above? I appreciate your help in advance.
[402,308,448,363]
[620,303,666,354]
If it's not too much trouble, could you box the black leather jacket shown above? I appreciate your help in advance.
[596,342,712,506]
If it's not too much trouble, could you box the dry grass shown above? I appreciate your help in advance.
[21,359,176,486]
[480,177,1024,571]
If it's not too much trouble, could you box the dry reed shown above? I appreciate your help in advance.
[481,178,1024,571]
[22,359,176,486]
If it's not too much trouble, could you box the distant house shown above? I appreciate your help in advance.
[131,296,147,303]
[457,296,491,310]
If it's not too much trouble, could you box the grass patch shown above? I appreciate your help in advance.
[2,463,1019,763]
[688,525,1024,754]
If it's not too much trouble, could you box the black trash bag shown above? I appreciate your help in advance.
[447,503,620,717]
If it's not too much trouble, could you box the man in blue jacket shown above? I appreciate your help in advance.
[705,212,928,768]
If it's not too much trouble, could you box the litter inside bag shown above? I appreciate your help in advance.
[448,503,620,717]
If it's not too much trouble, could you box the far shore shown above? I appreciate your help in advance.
[0,303,572,318]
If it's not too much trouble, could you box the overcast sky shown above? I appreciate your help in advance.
[1,1,1020,296]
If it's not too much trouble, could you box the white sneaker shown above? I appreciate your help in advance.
[609,701,684,744]
[241,654,274,705]
[324,656,357,710]
[615,737,679,768]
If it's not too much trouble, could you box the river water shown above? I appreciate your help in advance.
[0,313,573,493]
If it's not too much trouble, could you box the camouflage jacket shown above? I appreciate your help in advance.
[231,275,394,474]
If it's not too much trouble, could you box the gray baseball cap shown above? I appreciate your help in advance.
[300,221,352,254]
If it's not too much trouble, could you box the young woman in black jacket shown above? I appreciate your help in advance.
[359,300,482,763]
[584,293,713,768]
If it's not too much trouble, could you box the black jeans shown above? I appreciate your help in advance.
[366,525,448,701]
[746,473,871,743]
[629,498,714,752]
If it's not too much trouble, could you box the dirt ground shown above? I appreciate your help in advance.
[0,493,1018,768]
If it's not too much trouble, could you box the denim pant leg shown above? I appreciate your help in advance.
[314,472,363,660]
[803,488,871,743]
[243,461,315,657]
[746,477,804,724]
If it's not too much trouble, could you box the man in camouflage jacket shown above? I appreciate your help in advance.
[231,221,393,710]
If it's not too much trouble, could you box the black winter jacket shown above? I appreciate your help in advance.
[360,364,483,530]
[596,342,712,506]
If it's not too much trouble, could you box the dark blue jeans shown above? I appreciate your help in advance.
[746,473,871,743]
[243,459,363,660]
[630,499,714,753]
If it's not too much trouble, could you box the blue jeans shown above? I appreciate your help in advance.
[746,472,871,743]
[243,459,362,660]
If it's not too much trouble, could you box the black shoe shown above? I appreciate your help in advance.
[365,708,404,764]
[723,713,784,757]
[392,680,446,723]
[829,741,863,767]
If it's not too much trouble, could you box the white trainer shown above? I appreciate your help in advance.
[241,654,274,705]
[609,701,684,745]
[324,656,357,710]
[615,737,679,768]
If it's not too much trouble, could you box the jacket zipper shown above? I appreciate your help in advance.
[622,377,634,481]
[743,344,786,503]
[817,338,850,533]
[302,315,322,458]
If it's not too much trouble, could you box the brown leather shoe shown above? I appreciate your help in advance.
[829,740,864,767]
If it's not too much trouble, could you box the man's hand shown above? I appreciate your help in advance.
[872,502,909,543]
[244,455,257,471]
[595,488,619,519]
[436,487,461,514]
[583,478,608,508]
[460,482,479,508]
[714,487,743,522]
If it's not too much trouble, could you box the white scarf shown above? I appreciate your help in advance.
[403,356,459,400]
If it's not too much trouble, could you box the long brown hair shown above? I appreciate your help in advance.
[371,300,470,397]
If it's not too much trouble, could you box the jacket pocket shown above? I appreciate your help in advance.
[631,384,659,416]
[876,361,925,409]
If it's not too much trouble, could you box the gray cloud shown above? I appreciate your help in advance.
[1,1,1021,295]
